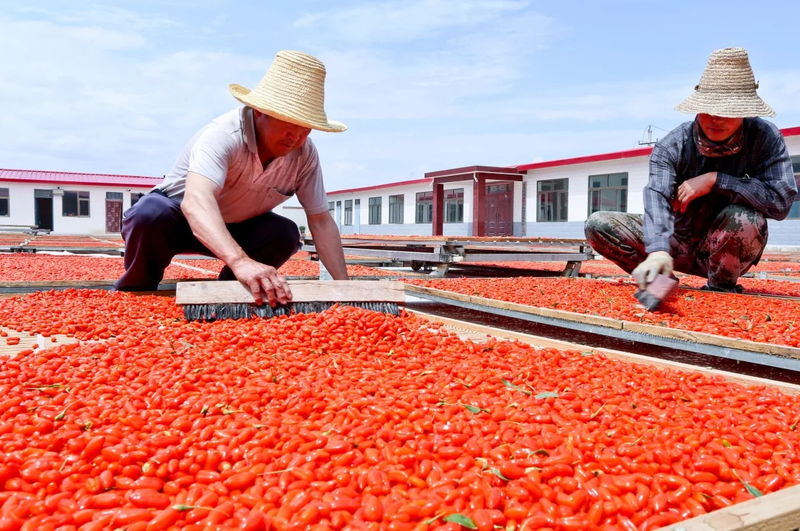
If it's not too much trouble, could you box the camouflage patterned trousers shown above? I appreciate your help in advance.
[584,205,768,291]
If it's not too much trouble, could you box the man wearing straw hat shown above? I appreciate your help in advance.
[585,47,797,294]
[114,50,349,305]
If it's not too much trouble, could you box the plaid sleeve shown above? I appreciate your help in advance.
[643,140,678,254]
[714,129,798,220]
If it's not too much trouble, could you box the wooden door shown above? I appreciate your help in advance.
[497,187,513,235]
[105,200,123,233]
[485,189,499,236]
[35,197,54,232]
[484,183,514,236]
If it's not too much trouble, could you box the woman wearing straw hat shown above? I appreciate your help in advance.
[585,47,797,294]
[114,51,348,306]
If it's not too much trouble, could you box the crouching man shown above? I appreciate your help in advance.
[114,50,349,305]
[586,48,797,293]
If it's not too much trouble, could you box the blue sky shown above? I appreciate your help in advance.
[2,0,799,192]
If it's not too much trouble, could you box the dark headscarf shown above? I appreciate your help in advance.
[693,118,744,158]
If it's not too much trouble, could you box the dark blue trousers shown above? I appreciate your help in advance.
[113,191,301,291]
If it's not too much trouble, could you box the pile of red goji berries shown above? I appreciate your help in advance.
[0,237,28,246]
[0,254,414,283]
[668,277,800,299]
[748,261,800,276]
[587,276,800,300]
[406,277,800,347]
[466,259,800,280]
[0,290,798,531]
[466,262,626,276]
[0,255,214,282]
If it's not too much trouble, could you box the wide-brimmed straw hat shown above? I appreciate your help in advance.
[230,50,346,133]
[675,47,775,118]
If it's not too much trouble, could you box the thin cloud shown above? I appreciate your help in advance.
[0,9,266,175]
[294,0,531,44]
[16,6,180,32]
[314,11,559,121]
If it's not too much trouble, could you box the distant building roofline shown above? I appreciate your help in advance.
[327,178,431,197]
[0,168,162,188]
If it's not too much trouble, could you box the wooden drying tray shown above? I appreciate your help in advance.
[408,310,800,530]
[404,284,800,361]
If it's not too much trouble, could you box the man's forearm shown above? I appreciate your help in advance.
[182,194,247,268]
[309,216,348,280]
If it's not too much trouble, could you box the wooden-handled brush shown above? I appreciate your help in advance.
[176,280,405,321]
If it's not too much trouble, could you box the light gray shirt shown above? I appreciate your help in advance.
[157,106,329,223]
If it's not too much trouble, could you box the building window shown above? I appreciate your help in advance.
[344,200,353,226]
[368,197,382,225]
[444,188,464,223]
[63,191,90,217]
[0,188,8,217]
[588,172,628,215]
[389,194,404,224]
[131,193,145,206]
[537,179,568,222]
[106,192,123,201]
[416,192,433,223]
[790,156,800,219]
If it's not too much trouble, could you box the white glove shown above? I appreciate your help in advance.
[632,251,673,290]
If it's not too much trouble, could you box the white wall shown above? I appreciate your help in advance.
[327,182,475,236]
[263,132,800,243]
[785,134,800,156]
[0,182,153,234]
[322,157,653,238]
[523,156,650,224]
[0,182,34,228]
[277,202,309,231]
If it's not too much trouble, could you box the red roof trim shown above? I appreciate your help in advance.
[0,178,156,188]
[781,126,800,137]
[0,168,162,187]
[517,125,800,172]
[517,147,654,171]
[327,178,431,196]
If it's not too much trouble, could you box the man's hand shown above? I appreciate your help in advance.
[674,172,716,213]
[631,251,673,290]
[230,258,293,307]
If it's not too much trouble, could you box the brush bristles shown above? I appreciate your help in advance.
[634,290,661,312]
[182,302,400,322]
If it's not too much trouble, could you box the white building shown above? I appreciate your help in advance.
[0,169,161,234]
[300,126,800,246]
[5,127,799,244]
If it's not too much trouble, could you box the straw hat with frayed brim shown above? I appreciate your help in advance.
[675,47,775,118]
[230,50,346,133]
